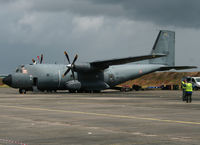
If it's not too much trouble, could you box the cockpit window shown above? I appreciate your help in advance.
[16,67,22,73]
[16,65,26,73]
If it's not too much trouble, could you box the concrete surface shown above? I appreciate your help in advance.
[0,88,200,145]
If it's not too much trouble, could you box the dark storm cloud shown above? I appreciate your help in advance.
[88,0,200,28]
[29,0,124,18]
[29,0,200,28]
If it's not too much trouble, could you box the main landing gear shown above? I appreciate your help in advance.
[69,90,101,93]
[19,89,26,94]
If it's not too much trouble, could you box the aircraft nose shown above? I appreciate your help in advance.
[3,74,12,86]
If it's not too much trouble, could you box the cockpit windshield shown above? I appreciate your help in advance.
[16,68,20,73]
[15,65,27,74]
[16,66,22,73]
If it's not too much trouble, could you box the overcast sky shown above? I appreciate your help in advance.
[0,0,200,74]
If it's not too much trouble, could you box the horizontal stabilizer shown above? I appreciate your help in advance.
[91,54,166,69]
[159,66,197,71]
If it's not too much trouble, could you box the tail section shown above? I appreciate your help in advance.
[149,30,175,66]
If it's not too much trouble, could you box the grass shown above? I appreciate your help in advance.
[0,78,9,87]
[120,72,200,87]
[0,85,9,88]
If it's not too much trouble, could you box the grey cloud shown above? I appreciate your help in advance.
[90,0,200,28]
[0,0,14,4]
[28,0,124,18]
[28,0,200,28]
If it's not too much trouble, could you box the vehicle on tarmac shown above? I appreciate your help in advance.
[191,77,200,90]
[2,30,197,94]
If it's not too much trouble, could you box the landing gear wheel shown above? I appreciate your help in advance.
[77,90,84,93]
[69,90,76,93]
[19,89,26,94]
[93,90,101,93]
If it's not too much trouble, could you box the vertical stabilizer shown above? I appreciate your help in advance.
[149,30,175,66]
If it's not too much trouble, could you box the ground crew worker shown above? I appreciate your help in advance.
[185,77,193,103]
[181,79,186,101]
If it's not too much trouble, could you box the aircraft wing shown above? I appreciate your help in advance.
[90,54,166,69]
[159,66,197,71]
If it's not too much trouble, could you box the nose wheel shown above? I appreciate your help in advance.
[19,89,26,94]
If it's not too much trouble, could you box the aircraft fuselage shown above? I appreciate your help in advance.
[4,63,164,92]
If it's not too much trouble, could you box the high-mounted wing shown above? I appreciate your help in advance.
[90,54,166,69]
[159,66,197,71]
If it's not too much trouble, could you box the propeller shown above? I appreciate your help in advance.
[63,50,78,79]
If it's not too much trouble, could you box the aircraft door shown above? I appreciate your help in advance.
[32,77,38,91]
[33,77,38,86]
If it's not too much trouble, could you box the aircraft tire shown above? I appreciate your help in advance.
[19,89,26,94]
[77,90,84,93]
[47,90,52,93]
[69,90,76,93]
[93,90,101,93]
[84,90,92,93]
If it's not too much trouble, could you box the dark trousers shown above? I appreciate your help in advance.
[182,89,186,101]
[185,92,192,103]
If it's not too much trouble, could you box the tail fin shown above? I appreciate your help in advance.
[149,30,175,66]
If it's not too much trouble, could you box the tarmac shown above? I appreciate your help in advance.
[0,88,200,145]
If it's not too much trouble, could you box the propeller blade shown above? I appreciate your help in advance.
[72,54,78,65]
[40,54,43,64]
[62,68,71,77]
[64,51,71,64]
[71,70,75,80]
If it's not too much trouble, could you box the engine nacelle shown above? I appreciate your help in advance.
[74,63,94,72]
[65,80,81,90]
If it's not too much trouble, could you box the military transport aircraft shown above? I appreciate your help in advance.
[2,30,197,94]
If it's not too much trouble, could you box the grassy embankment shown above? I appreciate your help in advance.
[0,78,8,88]
[120,72,200,88]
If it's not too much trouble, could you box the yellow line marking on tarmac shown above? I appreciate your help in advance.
[0,105,200,125]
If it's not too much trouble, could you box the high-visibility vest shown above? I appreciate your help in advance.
[182,81,186,89]
[185,83,193,92]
